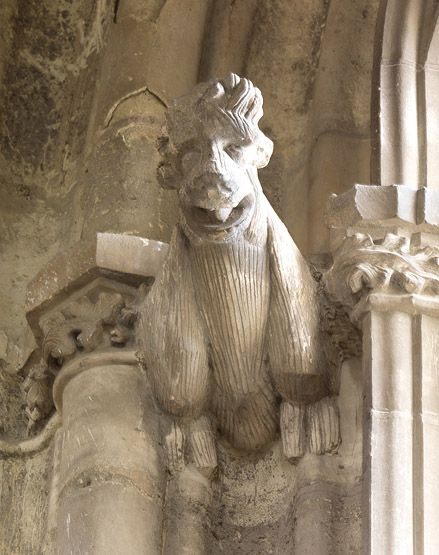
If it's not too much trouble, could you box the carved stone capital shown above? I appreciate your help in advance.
[326,232,439,314]
[40,278,140,371]
[23,233,167,428]
[325,184,439,324]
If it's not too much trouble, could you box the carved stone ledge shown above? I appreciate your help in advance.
[326,184,439,250]
[325,232,439,316]
[327,184,439,229]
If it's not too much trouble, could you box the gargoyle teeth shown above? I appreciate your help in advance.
[214,207,233,222]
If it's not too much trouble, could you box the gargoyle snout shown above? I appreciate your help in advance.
[193,171,233,193]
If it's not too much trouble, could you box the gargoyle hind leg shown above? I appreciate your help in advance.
[161,415,216,555]
[189,415,217,476]
[266,205,341,460]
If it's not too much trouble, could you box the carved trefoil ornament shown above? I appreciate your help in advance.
[139,74,341,471]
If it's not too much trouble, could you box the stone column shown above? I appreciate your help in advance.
[54,350,163,555]
[326,185,439,554]
[372,0,439,187]
[25,233,168,555]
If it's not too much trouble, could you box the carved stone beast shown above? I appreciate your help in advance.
[139,74,339,471]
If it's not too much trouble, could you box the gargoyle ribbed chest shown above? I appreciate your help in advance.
[190,236,270,400]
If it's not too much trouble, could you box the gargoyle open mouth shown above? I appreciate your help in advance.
[188,194,253,231]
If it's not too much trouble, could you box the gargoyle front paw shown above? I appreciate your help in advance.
[307,396,340,455]
[163,416,217,476]
[280,397,340,460]
[280,400,306,459]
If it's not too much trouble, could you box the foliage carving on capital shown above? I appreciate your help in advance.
[325,232,439,309]
[41,290,137,369]
[24,285,143,430]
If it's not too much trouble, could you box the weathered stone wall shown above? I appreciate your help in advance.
[0,1,378,552]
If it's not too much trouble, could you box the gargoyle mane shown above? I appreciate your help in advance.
[157,73,273,190]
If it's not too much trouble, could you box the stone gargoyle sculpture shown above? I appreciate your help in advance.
[139,74,339,472]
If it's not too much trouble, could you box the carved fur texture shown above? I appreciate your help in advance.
[138,74,339,464]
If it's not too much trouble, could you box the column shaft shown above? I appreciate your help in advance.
[415,315,439,554]
[54,353,164,555]
[363,311,414,554]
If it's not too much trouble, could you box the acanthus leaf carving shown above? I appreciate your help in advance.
[22,360,54,431]
[23,284,146,430]
[325,232,439,310]
[41,290,136,369]
[312,265,362,380]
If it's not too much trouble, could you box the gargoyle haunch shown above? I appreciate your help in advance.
[139,74,339,470]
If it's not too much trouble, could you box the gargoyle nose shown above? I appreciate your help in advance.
[193,172,232,193]
[203,141,225,172]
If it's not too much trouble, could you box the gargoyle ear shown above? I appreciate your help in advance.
[255,135,274,169]
[157,160,180,190]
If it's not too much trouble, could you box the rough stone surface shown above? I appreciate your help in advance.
[0,1,380,553]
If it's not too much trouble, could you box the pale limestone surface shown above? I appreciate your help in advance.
[140,75,339,469]
[8,75,357,554]
[0,1,380,553]
[326,187,439,554]
[12,230,361,555]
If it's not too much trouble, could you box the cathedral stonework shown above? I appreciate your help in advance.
[2,2,439,554]
[139,74,340,472]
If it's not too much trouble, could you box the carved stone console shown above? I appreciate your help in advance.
[326,184,439,555]
[19,76,356,555]
[25,233,168,554]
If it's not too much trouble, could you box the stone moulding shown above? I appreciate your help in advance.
[52,348,138,412]
[326,184,439,234]
[0,413,61,457]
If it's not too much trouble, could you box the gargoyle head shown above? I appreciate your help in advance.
[157,73,273,238]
